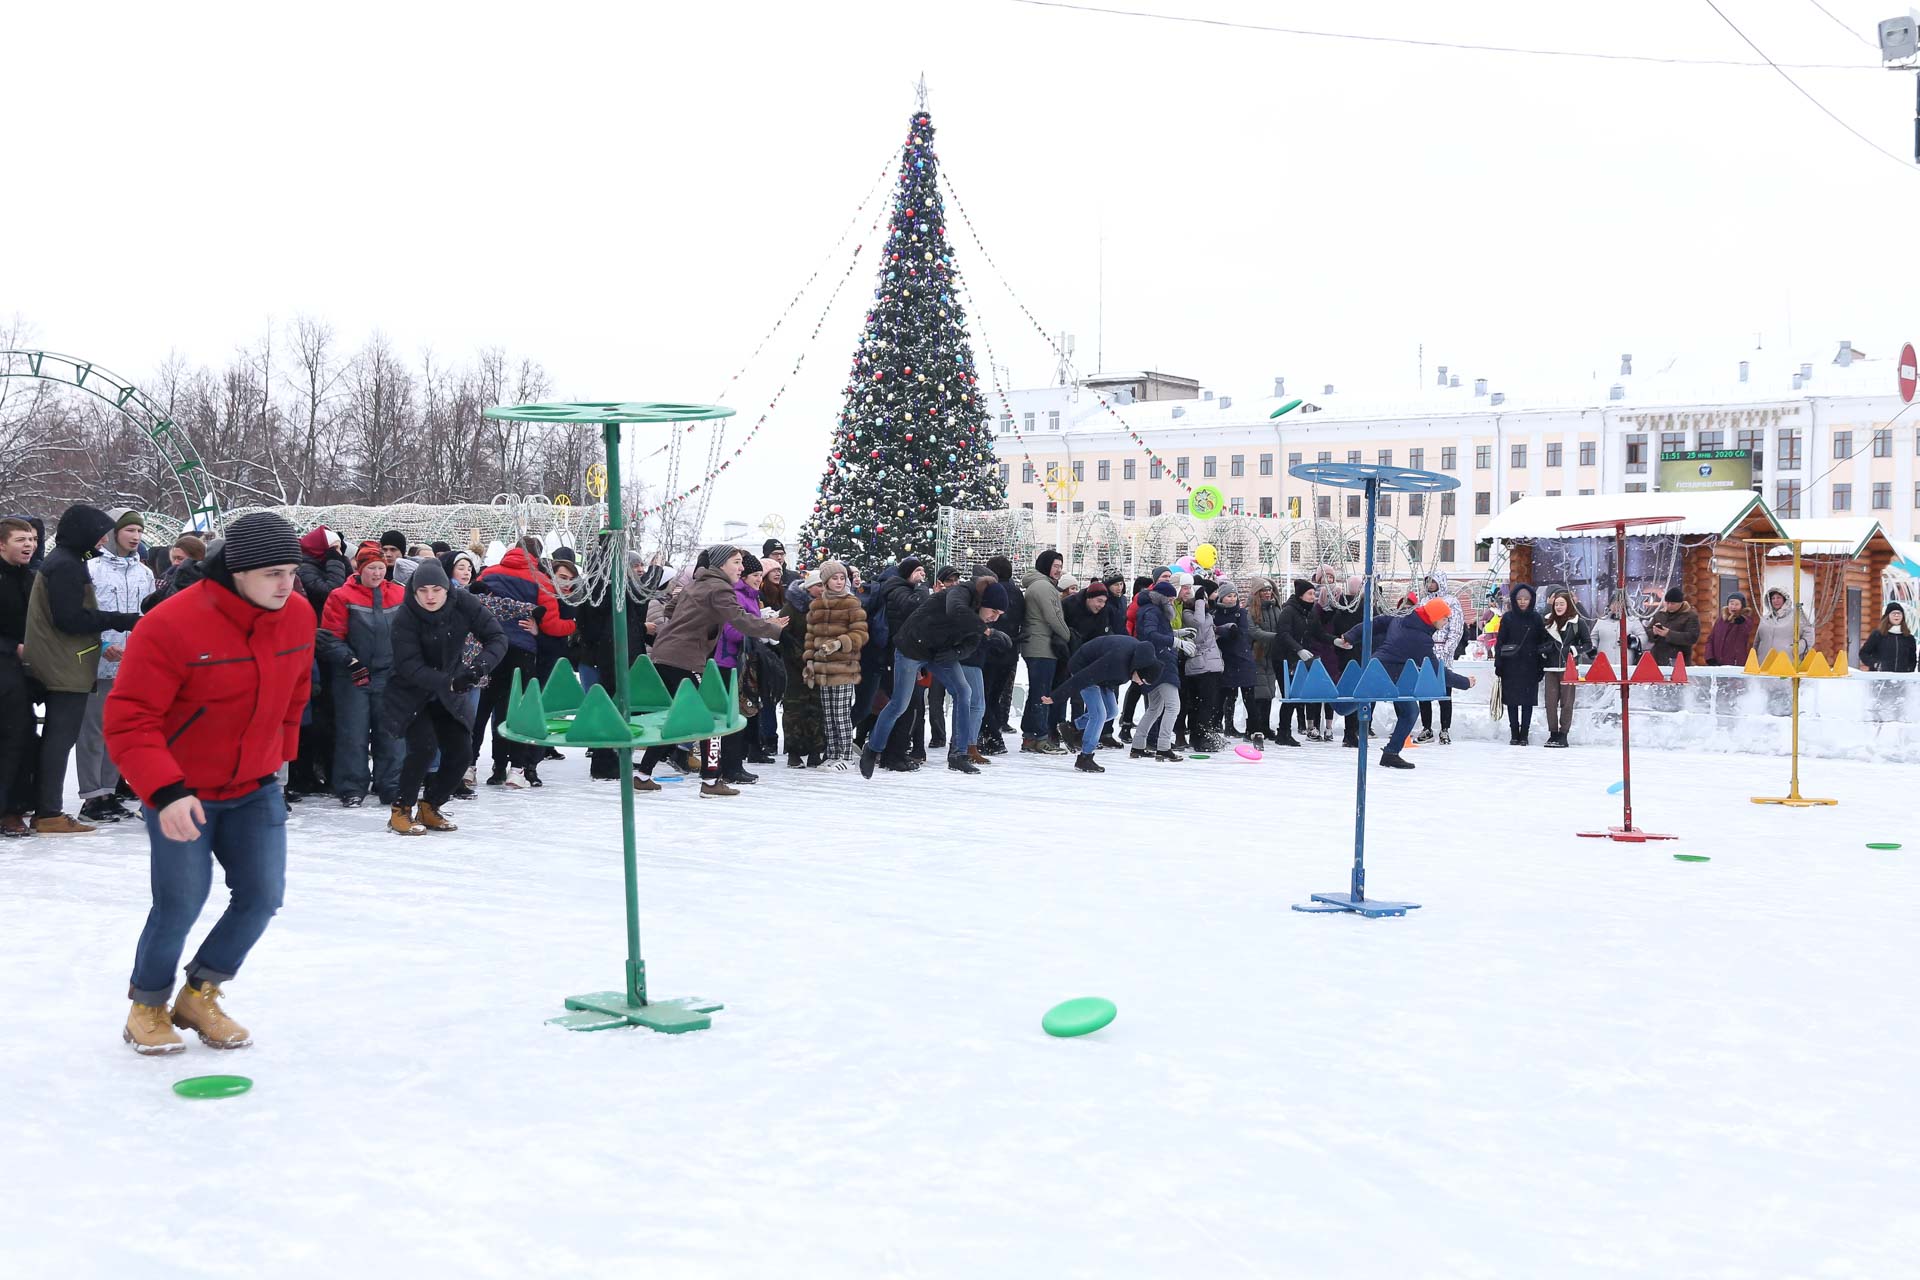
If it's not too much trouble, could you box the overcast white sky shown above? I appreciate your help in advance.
[7,0,1917,535]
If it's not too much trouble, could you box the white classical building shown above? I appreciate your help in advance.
[986,342,1916,575]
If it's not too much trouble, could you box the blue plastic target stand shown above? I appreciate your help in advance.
[1281,462,1461,919]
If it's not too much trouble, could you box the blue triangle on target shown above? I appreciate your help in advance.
[1353,659,1400,700]
[1286,660,1338,702]
[1395,661,1424,699]
[1335,660,1363,698]
[1414,658,1448,699]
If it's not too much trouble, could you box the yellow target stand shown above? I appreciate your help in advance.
[1745,537,1844,808]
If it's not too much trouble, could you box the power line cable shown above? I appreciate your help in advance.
[1699,0,1916,172]
[1010,0,1879,71]
[1803,0,1877,49]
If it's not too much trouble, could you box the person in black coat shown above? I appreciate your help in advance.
[864,576,1006,776]
[1040,634,1159,771]
[1211,583,1257,736]
[1271,580,1325,746]
[0,517,39,832]
[1493,583,1547,745]
[1860,602,1918,673]
[981,555,1026,751]
[383,558,508,833]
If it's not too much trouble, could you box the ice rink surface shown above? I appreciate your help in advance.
[4,737,1915,1278]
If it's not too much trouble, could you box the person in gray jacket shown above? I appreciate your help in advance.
[1018,550,1070,752]
[1753,587,1813,666]
[1182,580,1226,750]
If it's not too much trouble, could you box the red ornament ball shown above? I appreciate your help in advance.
[831,505,843,513]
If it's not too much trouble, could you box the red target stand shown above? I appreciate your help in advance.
[1557,515,1687,843]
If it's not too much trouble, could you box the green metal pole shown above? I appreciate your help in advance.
[603,420,646,1009]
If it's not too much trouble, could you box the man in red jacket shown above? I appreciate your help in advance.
[105,513,314,1056]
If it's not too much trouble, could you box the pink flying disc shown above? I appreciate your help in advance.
[1234,744,1262,761]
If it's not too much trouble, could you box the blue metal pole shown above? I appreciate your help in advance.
[1352,476,1377,903]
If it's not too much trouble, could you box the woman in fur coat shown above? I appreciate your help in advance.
[805,560,869,768]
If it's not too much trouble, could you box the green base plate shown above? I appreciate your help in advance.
[1867,842,1902,850]
[1672,854,1711,862]
[548,992,724,1034]
[172,1074,252,1099]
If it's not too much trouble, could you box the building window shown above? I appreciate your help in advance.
[1123,499,1135,518]
[1259,496,1273,516]
[1021,461,1035,484]
[1579,441,1597,467]
[1286,452,1300,470]
[1775,480,1802,516]
[1874,428,1893,458]
[1203,456,1217,478]
[1176,499,1189,515]
[1409,493,1425,517]
[1316,496,1332,519]
[1738,429,1764,471]
[1476,445,1492,469]
[1377,494,1393,517]
[1378,449,1393,466]
[1046,501,1057,514]
[998,463,1010,484]
[1625,482,1647,493]
[1474,492,1491,515]
[1439,538,1456,562]
[1318,451,1332,464]
[1149,499,1163,517]
[1176,457,1190,479]
[1409,448,1425,469]
[1097,499,1110,512]
[1661,431,1685,455]
[1150,459,1163,480]
[1259,453,1273,476]
[1048,410,1061,431]
[1777,429,1801,470]
[1020,502,1033,511]
[1474,542,1491,563]
[1097,459,1111,481]
[1290,544,1304,564]
[1511,444,1527,468]
[1699,430,1724,450]
[1579,488,1595,496]
[1000,413,1013,434]
[1230,455,1245,477]
[1441,447,1457,470]
[1509,491,1523,506]
[1072,500,1084,513]
[1833,431,1852,459]
[1124,458,1137,481]
[1546,490,1561,498]
[1348,450,1362,465]
[1832,483,1851,512]
[1229,497,1245,514]
[1022,412,1035,433]
[1346,495,1362,518]
[1872,482,1891,510]
[1546,443,1562,467]
[1625,436,1647,473]
[1441,492,1456,516]
[1070,460,1084,482]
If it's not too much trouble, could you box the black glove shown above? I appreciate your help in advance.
[450,667,480,693]
[532,604,548,622]
[348,659,372,688]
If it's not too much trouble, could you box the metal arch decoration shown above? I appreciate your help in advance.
[0,349,222,530]
[1285,462,1459,920]
[483,399,736,1036]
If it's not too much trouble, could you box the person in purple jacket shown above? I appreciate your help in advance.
[713,552,770,787]
[1703,592,1757,667]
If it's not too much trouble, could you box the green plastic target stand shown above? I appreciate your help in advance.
[1042,997,1117,1038]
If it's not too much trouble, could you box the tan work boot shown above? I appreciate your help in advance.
[33,813,97,835]
[414,801,456,832]
[968,746,993,766]
[699,780,738,798]
[388,805,425,836]
[172,982,252,1049]
[124,1001,185,1055]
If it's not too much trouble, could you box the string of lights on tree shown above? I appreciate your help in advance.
[798,108,1007,567]
[637,149,898,523]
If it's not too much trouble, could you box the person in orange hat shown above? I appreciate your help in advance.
[1335,597,1474,770]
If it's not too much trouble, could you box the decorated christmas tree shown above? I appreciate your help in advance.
[800,101,1005,571]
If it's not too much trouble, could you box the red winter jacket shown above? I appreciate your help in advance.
[476,549,576,641]
[104,579,316,808]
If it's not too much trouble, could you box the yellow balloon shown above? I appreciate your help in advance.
[1195,543,1218,570]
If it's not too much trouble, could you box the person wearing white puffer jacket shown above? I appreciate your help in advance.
[1414,569,1463,745]
[78,508,154,824]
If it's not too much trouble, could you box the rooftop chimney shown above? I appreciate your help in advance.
[1273,376,1286,397]
[1474,378,1488,397]
[1739,360,1749,383]
[1490,391,1506,407]
[1792,373,1803,391]
[1436,365,1449,387]
[1608,383,1625,401]
[1171,405,1185,418]
[1799,362,1813,381]
[1835,340,1856,367]
[1449,374,1460,388]
[1218,395,1232,410]
[1621,354,1633,376]
[1203,389,1214,401]
[1323,384,1335,395]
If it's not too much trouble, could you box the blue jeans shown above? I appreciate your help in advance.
[578,663,601,693]
[333,677,403,802]
[128,782,287,1005]
[1384,701,1419,755]
[1075,685,1120,755]
[955,666,986,751]
[870,652,971,757]
[1021,655,1058,739]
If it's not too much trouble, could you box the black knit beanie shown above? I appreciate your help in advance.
[381,529,407,551]
[221,513,303,572]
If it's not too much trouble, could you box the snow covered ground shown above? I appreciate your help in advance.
[4,737,1917,1278]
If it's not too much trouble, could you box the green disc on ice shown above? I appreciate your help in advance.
[1672,854,1711,863]
[1867,842,1902,850]
[172,1074,252,1100]
[1042,997,1117,1038]
[1189,753,1211,760]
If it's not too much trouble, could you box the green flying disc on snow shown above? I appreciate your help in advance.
[1189,753,1212,760]
[1672,854,1711,863]
[1867,842,1902,850]
[172,1074,252,1100]
[1042,997,1117,1038]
